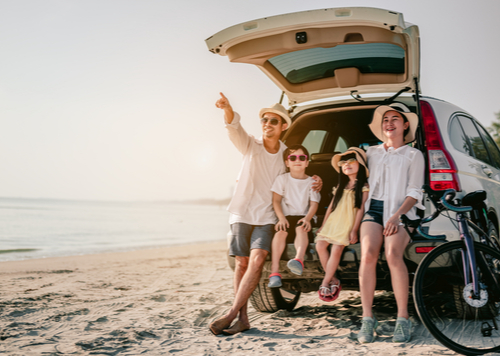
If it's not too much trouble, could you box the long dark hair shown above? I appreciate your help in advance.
[331,153,368,211]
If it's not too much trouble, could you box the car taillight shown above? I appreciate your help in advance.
[415,246,435,253]
[420,101,461,191]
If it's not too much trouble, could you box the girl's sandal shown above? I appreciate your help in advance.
[330,281,342,301]
[318,285,335,302]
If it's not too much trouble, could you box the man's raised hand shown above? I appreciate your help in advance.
[216,92,231,110]
[216,92,234,123]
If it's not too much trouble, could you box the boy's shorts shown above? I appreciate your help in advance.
[229,223,274,257]
[282,215,306,243]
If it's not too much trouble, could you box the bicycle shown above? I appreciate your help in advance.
[409,185,500,355]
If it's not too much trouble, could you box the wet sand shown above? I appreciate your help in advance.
[0,240,460,355]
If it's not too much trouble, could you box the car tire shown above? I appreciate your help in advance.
[249,281,301,313]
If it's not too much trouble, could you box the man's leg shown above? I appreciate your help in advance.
[225,248,268,328]
[209,223,252,335]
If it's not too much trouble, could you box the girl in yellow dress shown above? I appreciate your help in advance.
[315,147,369,301]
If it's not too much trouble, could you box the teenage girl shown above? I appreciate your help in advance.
[315,147,369,302]
[357,103,424,344]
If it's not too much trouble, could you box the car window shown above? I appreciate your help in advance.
[457,116,492,165]
[449,116,473,156]
[268,43,405,84]
[301,130,328,155]
[334,137,348,152]
[476,123,500,169]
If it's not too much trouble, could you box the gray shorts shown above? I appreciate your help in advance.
[229,223,274,257]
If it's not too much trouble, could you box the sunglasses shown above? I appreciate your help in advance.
[288,154,308,162]
[261,117,281,126]
[337,158,357,167]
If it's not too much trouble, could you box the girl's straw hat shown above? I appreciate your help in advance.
[331,147,369,177]
[369,103,419,144]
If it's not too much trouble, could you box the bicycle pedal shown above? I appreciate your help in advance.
[481,322,493,337]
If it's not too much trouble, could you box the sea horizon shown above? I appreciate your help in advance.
[0,197,230,262]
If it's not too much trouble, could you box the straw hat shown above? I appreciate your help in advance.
[331,147,369,177]
[369,103,419,144]
[259,103,291,129]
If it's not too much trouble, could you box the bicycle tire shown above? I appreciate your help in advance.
[414,240,500,355]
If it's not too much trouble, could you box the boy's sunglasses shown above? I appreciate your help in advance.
[337,158,357,167]
[288,154,308,162]
[261,117,281,126]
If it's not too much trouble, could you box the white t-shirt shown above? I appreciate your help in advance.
[271,173,321,217]
[226,113,287,225]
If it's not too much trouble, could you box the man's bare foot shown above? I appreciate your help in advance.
[209,316,232,335]
[222,320,250,335]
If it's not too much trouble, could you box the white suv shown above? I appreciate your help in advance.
[206,7,500,312]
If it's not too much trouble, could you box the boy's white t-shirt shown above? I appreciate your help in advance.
[271,173,321,216]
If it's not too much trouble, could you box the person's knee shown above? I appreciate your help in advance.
[249,249,268,268]
[274,231,288,240]
[361,249,379,265]
[330,244,344,257]
[316,241,328,252]
[385,248,404,267]
[235,256,249,270]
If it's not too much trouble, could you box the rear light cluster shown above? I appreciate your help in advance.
[420,101,461,191]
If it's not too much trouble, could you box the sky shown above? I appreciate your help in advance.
[0,0,499,202]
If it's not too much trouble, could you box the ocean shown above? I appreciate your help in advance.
[0,197,230,262]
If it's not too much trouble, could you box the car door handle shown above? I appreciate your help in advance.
[482,165,493,177]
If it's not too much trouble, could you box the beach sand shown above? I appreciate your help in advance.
[0,240,462,355]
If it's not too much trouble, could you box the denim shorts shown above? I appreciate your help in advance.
[229,223,274,257]
[361,199,384,226]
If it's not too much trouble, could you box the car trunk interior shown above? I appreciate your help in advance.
[283,102,417,223]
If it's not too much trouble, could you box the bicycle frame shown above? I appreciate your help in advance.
[458,213,481,298]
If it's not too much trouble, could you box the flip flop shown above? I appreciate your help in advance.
[318,285,335,302]
[330,282,342,301]
[287,258,304,275]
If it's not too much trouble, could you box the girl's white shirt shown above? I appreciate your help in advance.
[365,144,425,226]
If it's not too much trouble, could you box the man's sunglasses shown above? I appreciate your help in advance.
[337,158,357,167]
[261,117,281,126]
[288,154,308,162]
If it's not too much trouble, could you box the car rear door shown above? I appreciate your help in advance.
[206,7,420,105]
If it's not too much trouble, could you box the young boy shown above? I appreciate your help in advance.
[268,144,321,288]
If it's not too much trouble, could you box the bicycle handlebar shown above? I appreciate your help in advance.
[413,186,471,240]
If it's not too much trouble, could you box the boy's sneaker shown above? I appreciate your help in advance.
[287,259,303,275]
[357,316,378,343]
[268,273,282,288]
[392,317,412,343]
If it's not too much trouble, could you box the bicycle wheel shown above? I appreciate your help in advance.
[414,241,500,355]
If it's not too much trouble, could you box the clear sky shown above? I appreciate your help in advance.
[0,0,499,201]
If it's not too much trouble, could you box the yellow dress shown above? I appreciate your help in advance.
[316,186,369,246]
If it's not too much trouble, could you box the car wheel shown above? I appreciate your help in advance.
[249,281,301,313]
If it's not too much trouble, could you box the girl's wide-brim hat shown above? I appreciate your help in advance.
[331,147,369,177]
[369,103,419,144]
[259,103,292,129]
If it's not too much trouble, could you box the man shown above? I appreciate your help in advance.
[209,93,321,335]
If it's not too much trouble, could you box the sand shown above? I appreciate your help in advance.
[0,240,463,355]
